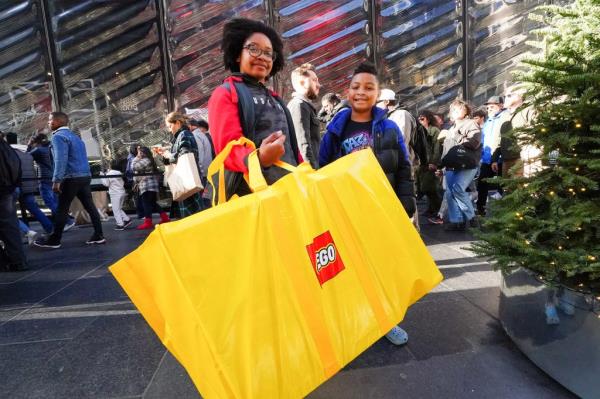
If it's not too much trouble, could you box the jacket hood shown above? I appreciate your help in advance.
[327,106,388,137]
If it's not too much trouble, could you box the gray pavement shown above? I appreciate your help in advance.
[0,216,576,399]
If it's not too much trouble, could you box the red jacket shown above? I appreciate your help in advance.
[207,75,302,174]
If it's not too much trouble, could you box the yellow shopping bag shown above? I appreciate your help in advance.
[110,138,442,398]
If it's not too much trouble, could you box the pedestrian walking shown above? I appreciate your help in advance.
[34,112,105,248]
[102,160,132,230]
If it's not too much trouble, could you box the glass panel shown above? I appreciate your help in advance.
[378,0,463,113]
[275,0,371,99]
[167,0,268,116]
[0,1,54,141]
[467,0,544,105]
[48,0,168,160]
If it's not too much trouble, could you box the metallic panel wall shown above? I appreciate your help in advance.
[0,0,548,162]
[0,1,54,137]
[167,0,268,118]
[48,0,168,158]
[378,0,464,113]
[467,0,544,107]
[274,0,372,100]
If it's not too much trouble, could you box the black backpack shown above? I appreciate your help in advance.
[411,121,429,166]
[0,140,22,194]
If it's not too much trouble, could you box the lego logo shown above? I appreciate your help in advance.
[306,231,345,285]
[316,244,336,271]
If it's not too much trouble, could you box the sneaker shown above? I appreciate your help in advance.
[114,224,125,231]
[63,220,76,232]
[490,192,503,200]
[428,216,444,225]
[26,230,38,245]
[122,219,133,229]
[86,234,106,245]
[385,326,408,346]
[34,236,61,249]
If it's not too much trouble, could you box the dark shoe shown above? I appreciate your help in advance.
[9,263,29,272]
[86,234,106,245]
[475,209,486,217]
[468,217,480,229]
[114,225,125,231]
[444,222,466,231]
[428,216,444,225]
[122,219,133,229]
[34,236,61,249]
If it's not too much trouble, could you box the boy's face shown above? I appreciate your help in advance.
[348,73,379,113]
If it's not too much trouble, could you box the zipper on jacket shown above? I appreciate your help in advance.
[373,124,382,154]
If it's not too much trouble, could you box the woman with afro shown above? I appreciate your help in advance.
[207,18,301,200]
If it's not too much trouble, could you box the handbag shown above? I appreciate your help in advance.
[166,152,203,201]
[110,137,442,399]
[441,144,479,169]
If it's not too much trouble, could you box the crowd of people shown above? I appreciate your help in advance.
[1,17,537,345]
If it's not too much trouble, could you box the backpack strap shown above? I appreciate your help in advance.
[221,81,256,142]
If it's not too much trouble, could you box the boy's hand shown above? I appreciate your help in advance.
[258,131,286,167]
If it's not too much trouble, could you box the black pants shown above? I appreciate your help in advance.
[476,162,501,213]
[0,191,27,267]
[140,191,163,218]
[50,177,103,241]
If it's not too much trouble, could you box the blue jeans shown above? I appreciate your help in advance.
[21,193,54,233]
[39,181,74,224]
[39,181,59,214]
[445,168,478,224]
[0,191,27,266]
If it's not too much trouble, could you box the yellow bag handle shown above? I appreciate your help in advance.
[207,137,254,206]
[247,149,296,193]
[207,137,297,206]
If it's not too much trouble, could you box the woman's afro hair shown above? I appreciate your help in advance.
[221,18,285,77]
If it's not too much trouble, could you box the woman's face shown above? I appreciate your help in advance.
[450,106,467,122]
[418,115,430,128]
[166,120,182,135]
[137,147,143,157]
[238,33,274,82]
[348,73,379,114]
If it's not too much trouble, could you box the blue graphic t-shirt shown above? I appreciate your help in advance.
[341,120,373,155]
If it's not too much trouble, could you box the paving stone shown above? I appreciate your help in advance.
[0,340,69,398]
[8,314,164,399]
[144,351,201,399]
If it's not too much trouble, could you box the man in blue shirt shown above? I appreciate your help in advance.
[476,96,505,216]
[34,112,105,248]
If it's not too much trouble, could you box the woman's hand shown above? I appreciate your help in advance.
[257,131,285,167]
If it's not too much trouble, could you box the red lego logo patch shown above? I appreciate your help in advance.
[306,231,345,286]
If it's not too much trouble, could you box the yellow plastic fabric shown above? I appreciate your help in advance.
[110,140,443,399]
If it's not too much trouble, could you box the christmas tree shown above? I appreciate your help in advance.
[470,0,600,291]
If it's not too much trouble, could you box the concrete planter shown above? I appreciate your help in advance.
[500,268,600,399]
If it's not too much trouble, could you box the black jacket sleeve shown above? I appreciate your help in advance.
[395,131,416,218]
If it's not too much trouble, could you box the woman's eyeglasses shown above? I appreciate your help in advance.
[243,44,276,61]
